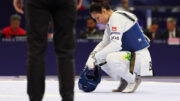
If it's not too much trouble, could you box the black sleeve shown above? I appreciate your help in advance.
[176,27,180,38]
[0,32,5,38]
[143,29,151,39]
[158,30,168,39]
[78,32,87,39]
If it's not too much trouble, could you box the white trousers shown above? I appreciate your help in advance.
[101,48,153,83]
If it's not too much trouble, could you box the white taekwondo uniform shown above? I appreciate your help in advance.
[91,10,153,83]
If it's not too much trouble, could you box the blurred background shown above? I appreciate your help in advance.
[0,0,180,76]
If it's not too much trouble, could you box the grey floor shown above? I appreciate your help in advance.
[0,76,180,101]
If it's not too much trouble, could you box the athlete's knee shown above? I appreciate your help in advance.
[106,52,123,65]
[106,52,131,72]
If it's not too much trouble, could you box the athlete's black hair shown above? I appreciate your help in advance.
[90,1,111,13]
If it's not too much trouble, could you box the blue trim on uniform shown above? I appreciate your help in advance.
[110,32,121,35]
[121,23,149,52]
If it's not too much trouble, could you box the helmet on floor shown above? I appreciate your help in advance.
[78,65,102,92]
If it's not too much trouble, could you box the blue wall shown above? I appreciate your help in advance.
[0,39,180,76]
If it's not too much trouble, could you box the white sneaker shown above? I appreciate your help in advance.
[122,76,142,93]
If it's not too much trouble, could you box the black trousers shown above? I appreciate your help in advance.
[25,0,76,101]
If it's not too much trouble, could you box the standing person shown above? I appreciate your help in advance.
[86,1,153,93]
[13,0,82,101]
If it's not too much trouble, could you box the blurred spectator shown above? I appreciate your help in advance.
[160,17,180,39]
[115,0,134,12]
[78,17,103,39]
[144,20,160,40]
[1,14,26,38]
[47,21,53,38]
[0,31,2,38]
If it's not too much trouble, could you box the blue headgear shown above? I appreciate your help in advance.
[78,66,102,92]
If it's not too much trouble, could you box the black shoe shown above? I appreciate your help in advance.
[29,96,43,101]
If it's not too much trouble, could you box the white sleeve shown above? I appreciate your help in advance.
[92,28,110,52]
[95,13,129,64]
[86,27,110,67]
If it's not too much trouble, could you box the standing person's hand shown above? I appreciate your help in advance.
[77,0,82,9]
[13,0,24,14]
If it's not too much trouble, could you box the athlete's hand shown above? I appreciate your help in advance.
[86,57,96,70]
[85,51,97,70]
[13,0,24,14]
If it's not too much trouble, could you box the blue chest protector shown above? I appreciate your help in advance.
[121,23,149,52]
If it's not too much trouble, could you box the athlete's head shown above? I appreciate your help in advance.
[90,1,113,25]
